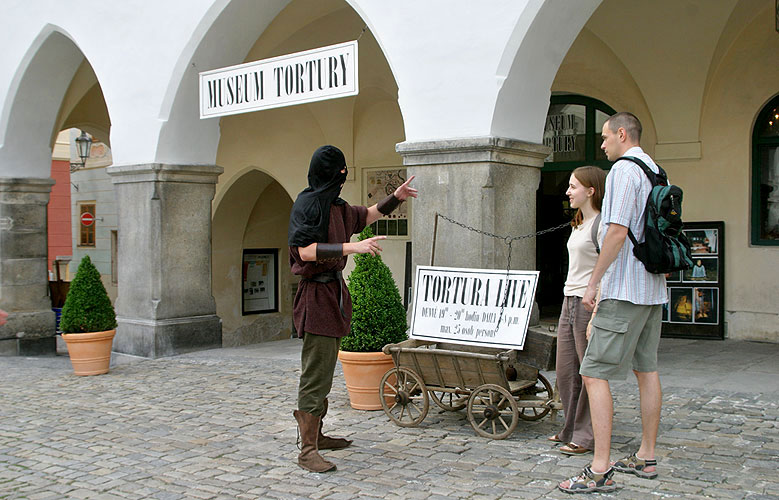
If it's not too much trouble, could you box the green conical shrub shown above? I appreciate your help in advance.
[59,255,117,334]
[341,226,408,352]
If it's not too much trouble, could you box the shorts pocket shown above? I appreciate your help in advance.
[588,314,629,365]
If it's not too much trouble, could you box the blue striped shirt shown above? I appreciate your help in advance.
[599,147,667,305]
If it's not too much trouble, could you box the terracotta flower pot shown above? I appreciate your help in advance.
[62,329,116,376]
[338,350,396,410]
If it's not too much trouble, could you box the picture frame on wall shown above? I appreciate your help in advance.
[683,256,718,283]
[693,287,718,325]
[685,228,718,255]
[242,248,279,315]
[669,287,693,323]
[363,167,410,238]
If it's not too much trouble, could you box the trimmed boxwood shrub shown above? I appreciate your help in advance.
[59,255,117,334]
[341,226,408,352]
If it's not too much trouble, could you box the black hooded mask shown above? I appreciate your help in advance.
[288,145,348,247]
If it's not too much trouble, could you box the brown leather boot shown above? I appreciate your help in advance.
[293,410,336,473]
[318,399,352,450]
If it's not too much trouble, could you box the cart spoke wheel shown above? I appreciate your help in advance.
[467,384,518,440]
[429,390,467,411]
[518,373,554,421]
[380,367,429,427]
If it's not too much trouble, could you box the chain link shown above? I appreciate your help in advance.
[435,213,571,335]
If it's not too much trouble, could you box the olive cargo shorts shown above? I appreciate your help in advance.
[579,299,662,380]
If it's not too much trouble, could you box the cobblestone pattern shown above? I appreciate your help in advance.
[1,354,777,499]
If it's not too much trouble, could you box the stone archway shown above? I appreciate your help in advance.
[0,27,109,355]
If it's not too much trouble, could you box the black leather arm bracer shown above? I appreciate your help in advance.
[377,193,402,215]
[316,243,343,261]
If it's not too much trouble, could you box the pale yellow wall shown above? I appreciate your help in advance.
[211,0,407,345]
[554,2,779,341]
[679,5,779,340]
[552,27,657,155]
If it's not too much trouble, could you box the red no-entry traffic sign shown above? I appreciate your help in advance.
[80,212,95,227]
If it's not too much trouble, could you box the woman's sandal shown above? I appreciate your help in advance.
[560,442,592,455]
[611,453,658,479]
[547,433,563,443]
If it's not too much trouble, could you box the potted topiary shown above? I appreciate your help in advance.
[60,255,117,376]
[339,226,408,409]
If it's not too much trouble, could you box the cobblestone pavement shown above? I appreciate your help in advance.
[1,338,778,500]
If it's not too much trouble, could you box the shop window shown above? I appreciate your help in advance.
[751,95,779,245]
[543,95,615,171]
[79,203,96,247]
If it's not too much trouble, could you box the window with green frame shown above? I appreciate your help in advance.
[751,95,779,245]
[543,94,616,171]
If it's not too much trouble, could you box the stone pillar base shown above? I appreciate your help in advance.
[107,164,223,359]
[0,177,56,355]
[113,314,222,358]
[0,336,56,356]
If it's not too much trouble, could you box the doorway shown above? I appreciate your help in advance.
[535,94,614,321]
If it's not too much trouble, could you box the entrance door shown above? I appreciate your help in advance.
[535,95,614,321]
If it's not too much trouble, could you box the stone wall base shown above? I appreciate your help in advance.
[113,315,222,358]
[0,336,55,356]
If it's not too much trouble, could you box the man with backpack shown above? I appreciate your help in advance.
[559,112,668,494]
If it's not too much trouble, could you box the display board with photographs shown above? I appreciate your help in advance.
[242,248,279,315]
[661,221,724,339]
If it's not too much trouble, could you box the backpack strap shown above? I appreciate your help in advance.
[591,212,601,254]
[615,155,658,247]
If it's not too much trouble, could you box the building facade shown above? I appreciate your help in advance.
[0,0,777,356]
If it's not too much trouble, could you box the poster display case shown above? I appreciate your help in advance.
[242,248,279,315]
[661,221,725,339]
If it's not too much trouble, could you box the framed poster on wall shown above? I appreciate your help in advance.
[363,167,410,238]
[661,221,725,339]
[242,248,279,315]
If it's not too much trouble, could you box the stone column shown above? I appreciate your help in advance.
[0,178,56,356]
[106,164,223,358]
[396,137,550,324]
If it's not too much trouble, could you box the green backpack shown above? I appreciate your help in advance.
[618,156,694,274]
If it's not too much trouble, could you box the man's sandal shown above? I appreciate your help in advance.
[612,453,658,479]
[548,433,563,443]
[558,466,617,494]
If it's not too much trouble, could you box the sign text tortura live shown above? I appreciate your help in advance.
[421,274,534,309]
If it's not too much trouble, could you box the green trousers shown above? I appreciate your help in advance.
[297,332,340,416]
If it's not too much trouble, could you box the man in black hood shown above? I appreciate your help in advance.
[288,145,417,473]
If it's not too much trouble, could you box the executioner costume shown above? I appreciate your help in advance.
[287,145,402,472]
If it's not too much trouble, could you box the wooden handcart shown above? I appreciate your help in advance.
[379,327,560,440]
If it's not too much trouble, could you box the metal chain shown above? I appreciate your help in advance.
[436,213,571,335]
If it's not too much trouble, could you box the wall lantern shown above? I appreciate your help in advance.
[70,130,93,173]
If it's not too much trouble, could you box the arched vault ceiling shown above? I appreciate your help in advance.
[584,0,741,144]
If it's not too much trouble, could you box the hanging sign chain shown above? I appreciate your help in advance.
[435,214,571,335]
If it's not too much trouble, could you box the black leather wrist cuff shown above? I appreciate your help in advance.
[377,193,402,215]
[316,243,343,261]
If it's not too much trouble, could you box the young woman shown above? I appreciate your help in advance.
[548,166,607,456]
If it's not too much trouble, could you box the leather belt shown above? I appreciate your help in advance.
[303,270,345,318]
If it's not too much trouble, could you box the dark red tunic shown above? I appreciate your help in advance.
[289,203,368,338]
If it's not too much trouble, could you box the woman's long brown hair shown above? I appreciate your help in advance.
[570,166,607,228]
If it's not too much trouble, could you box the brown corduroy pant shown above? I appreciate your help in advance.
[555,295,595,449]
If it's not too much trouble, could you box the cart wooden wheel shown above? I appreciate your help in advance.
[467,384,519,440]
[518,373,554,421]
[380,367,429,427]
[429,390,467,411]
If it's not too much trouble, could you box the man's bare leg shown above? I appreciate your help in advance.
[582,375,613,472]
[633,370,661,472]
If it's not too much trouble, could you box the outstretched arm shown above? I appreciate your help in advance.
[296,236,388,262]
[366,175,418,225]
